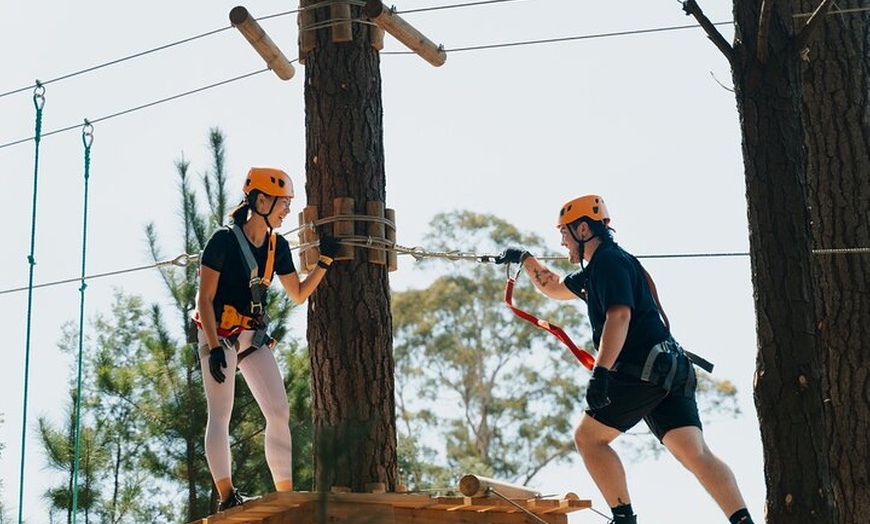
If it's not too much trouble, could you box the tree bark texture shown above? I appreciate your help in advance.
[731,2,837,521]
[798,3,870,521]
[302,1,398,493]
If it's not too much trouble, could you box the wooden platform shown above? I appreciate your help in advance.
[190,491,591,524]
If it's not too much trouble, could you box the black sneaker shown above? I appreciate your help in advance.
[219,489,257,511]
[609,516,637,524]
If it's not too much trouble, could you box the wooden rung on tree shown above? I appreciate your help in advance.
[230,5,296,80]
[330,2,353,42]
[370,24,385,50]
[298,206,320,272]
[367,201,387,266]
[365,0,447,67]
[333,197,356,261]
[385,208,397,271]
[297,2,317,64]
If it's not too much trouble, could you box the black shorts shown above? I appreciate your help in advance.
[586,356,702,441]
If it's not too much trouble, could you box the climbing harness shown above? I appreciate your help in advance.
[227,224,278,358]
[502,263,595,371]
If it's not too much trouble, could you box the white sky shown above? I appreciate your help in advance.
[1,1,764,523]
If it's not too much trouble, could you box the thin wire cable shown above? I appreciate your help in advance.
[0,69,270,151]
[0,254,199,296]
[397,0,529,14]
[18,83,46,524]
[442,20,733,54]
[0,26,234,100]
[71,120,94,524]
[794,6,870,17]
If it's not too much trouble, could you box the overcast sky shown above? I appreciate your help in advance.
[1,1,764,522]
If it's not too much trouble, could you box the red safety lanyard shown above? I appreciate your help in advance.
[503,265,595,371]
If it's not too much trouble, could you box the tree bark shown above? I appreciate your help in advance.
[303,1,398,492]
[730,2,837,521]
[798,4,870,521]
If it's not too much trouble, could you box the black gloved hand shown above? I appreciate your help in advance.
[494,247,530,265]
[319,234,341,259]
[208,347,227,384]
[586,366,612,409]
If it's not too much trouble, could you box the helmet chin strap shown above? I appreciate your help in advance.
[569,224,600,273]
[249,193,278,230]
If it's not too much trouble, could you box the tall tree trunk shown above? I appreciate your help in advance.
[303,2,398,492]
[730,2,837,521]
[799,4,870,521]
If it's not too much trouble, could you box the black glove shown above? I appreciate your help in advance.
[586,366,612,409]
[319,234,341,259]
[208,347,227,384]
[494,247,530,265]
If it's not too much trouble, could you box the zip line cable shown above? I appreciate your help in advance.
[2,0,867,101]
[396,0,530,14]
[0,68,269,151]
[0,25,234,100]
[0,0,482,101]
[71,120,95,524]
[0,18,730,152]
[18,83,45,524]
[4,244,866,298]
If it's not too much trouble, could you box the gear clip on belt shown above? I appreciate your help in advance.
[503,263,595,371]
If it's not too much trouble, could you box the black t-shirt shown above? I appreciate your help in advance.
[200,227,296,320]
[564,241,668,366]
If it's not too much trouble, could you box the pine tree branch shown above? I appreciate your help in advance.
[682,0,734,65]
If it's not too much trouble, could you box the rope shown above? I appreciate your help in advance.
[18,82,46,524]
[70,121,94,524]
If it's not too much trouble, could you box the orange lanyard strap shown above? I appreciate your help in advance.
[503,265,595,371]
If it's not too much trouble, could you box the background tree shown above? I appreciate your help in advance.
[143,127,313,516]
[38,391,105,524]
[302,2,398,492]
[393,210,741,489]
[797,1,870,520]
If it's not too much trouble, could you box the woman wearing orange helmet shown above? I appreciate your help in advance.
[495,195,754,524]
[194,167,339,511]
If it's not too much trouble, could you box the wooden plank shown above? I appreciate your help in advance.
[334,197,355,260]
[190,490,590,523]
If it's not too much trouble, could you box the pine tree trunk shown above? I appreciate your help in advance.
[731,2,837,521]
[303,2,398,492]
[799,4,870,521]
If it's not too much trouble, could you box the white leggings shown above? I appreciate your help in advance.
[198,329,293,487]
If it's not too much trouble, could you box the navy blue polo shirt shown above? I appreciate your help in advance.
[564,241,669,366]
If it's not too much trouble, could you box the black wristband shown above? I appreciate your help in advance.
[317,259,331,270]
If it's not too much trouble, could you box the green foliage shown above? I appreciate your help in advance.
[393,210,742,487]
[36,128,313,523]
[393,211,588,488]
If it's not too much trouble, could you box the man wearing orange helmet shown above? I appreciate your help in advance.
[495,195,754,524]
[194,167,339,511]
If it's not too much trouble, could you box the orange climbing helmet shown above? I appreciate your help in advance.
[557,194,610,227]
[244,167,294,198]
